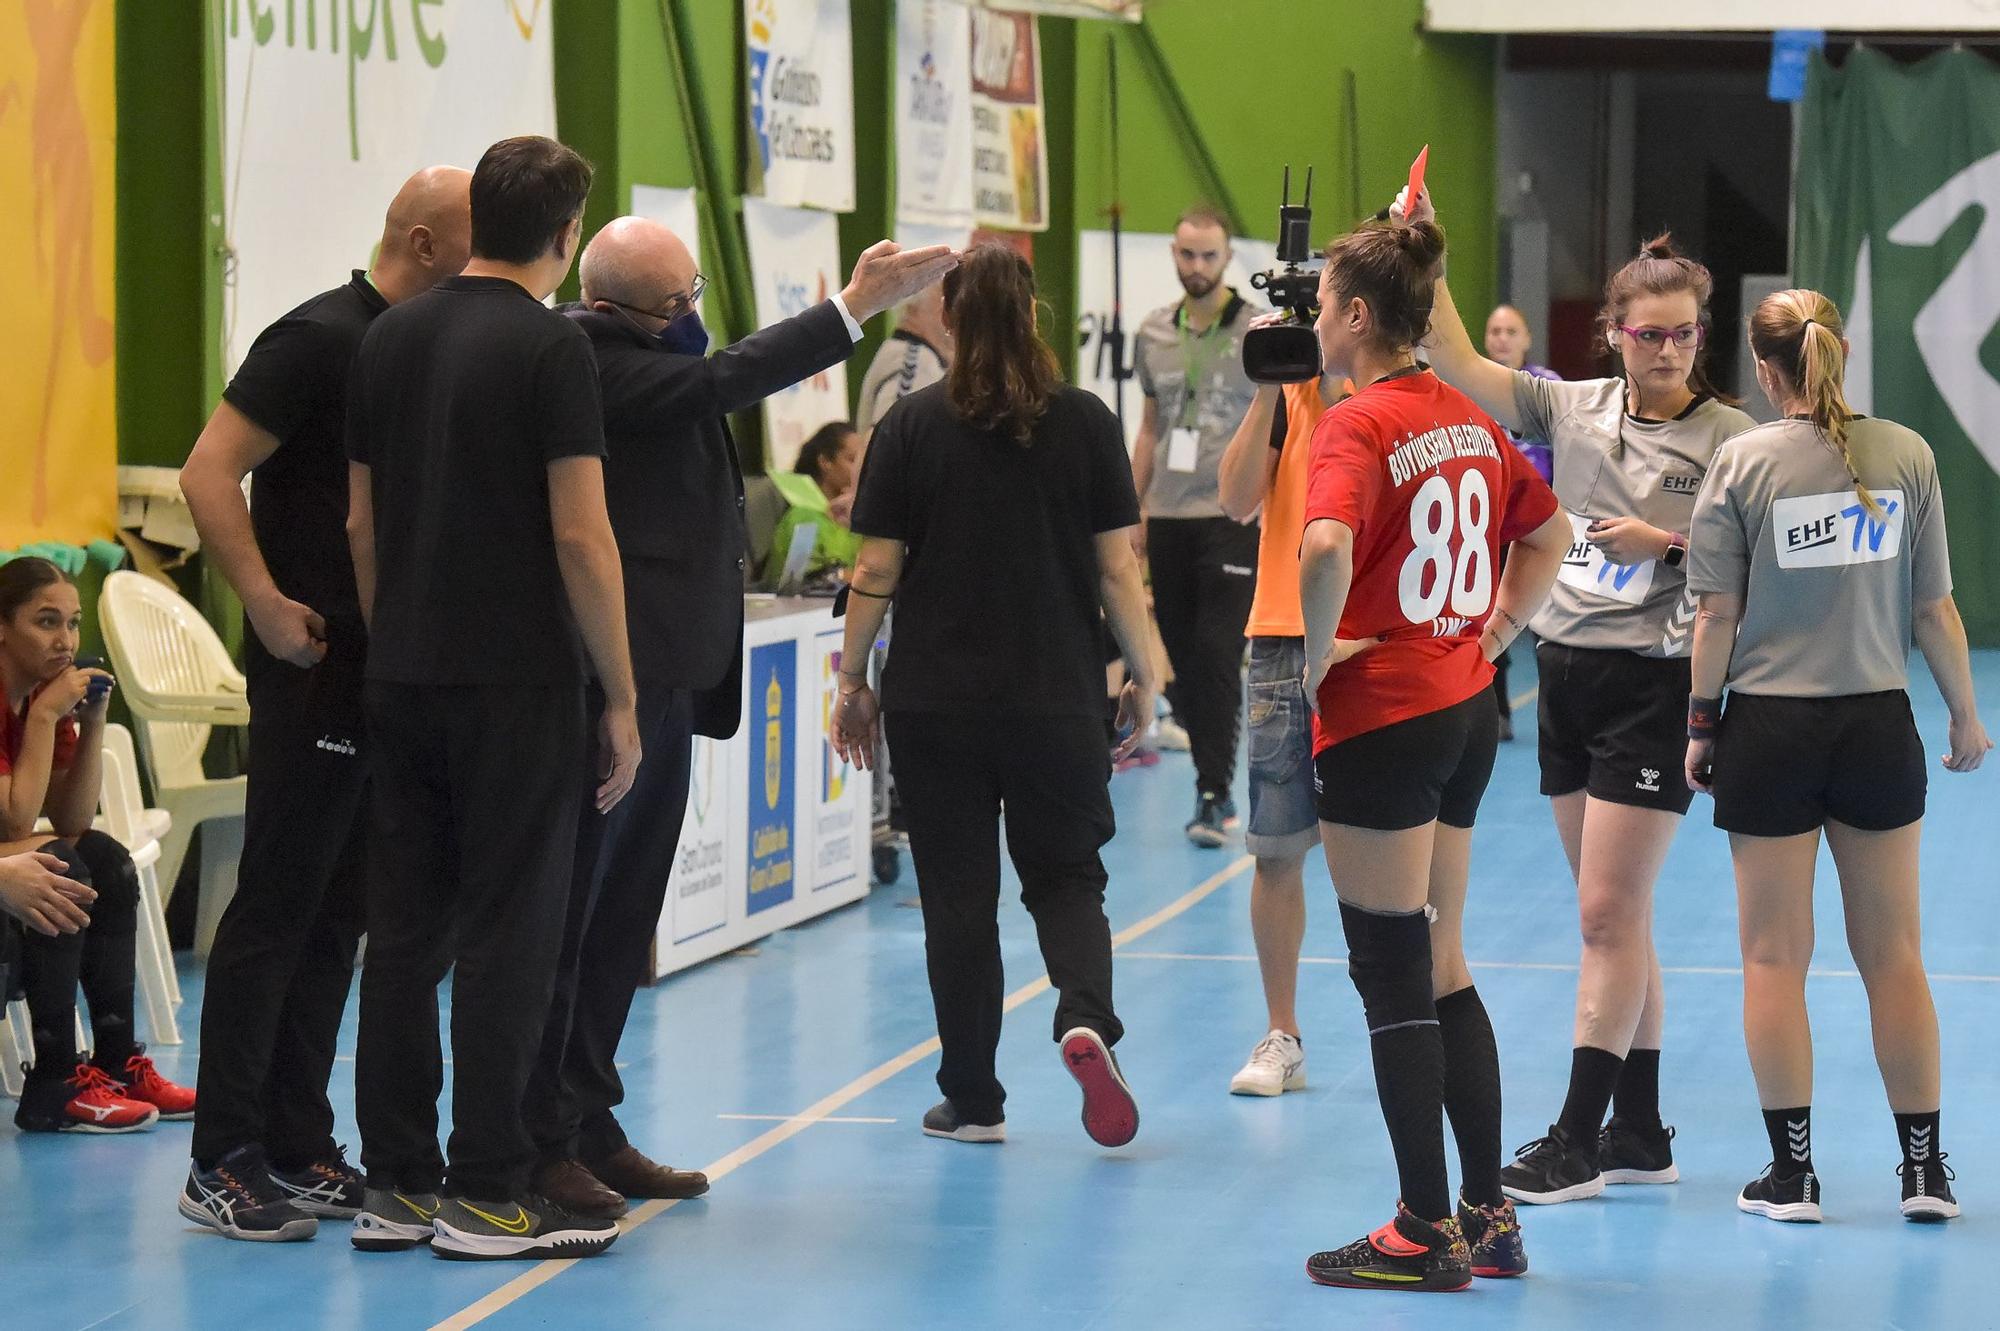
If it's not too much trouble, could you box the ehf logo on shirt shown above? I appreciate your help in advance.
[1772,489,1908,570]
[1659,472,1702,495]
[1556,513,1655,606]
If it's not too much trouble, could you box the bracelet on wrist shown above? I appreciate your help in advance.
[1687,694,1723,740]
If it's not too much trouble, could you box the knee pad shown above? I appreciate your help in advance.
[1340,901,1437,1035]
[37,839,91,888]
[73,831,138,930]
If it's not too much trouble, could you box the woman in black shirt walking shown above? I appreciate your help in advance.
[832,244,1164,1150]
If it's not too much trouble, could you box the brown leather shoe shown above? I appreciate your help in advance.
[532,1158,629,1219]
[586,1144,710,1200]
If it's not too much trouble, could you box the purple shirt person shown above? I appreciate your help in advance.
[1485,304,1558,482]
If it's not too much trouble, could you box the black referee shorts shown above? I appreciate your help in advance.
[1711,691,1927,837]
[1313,689,1499,832]
[1536,641,1695,816]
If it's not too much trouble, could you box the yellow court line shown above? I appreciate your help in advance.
[430,853,1256,1331]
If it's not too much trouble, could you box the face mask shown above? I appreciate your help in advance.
[658,311,709,357]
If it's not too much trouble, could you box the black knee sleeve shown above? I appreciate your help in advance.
[36,839,92,888]
[72,830,137,933]
[1339,901,1436,1035]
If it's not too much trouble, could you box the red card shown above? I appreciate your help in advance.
[1406,145,1430,213]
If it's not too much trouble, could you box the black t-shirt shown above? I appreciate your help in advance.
[345,275,607,685]
[850,383,1140,716]
[221,271,387,635]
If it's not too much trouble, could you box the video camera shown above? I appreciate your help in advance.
[1244,166,1324,385]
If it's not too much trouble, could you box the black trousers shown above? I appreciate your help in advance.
[886,710,1122,1123]
[193,640,367,1168]
[1147,516,1259,799]
[15,831,140,1105]
[525,683,695,1165]
[355,681,584,1199]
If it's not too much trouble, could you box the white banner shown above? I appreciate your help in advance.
[1425,0,1992,30]
[746,0,856,213]
[1075,229,1278,454]
[742,198,849,469]
[895,0,977,228]
[969,9,1049,232]
[221,1,556,373]
[628,184,707,321]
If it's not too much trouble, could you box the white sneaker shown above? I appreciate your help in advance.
[1153,716,1191,751]
[1229,1030,1306,1096]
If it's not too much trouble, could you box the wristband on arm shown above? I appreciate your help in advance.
[1687,694,1723,740]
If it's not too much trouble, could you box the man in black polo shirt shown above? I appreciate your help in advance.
[177,165,472,1243]
[344,136,639,1262]
[521,217,956,1215]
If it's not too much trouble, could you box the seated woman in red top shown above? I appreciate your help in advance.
[1296,221,1570,1291]
[0,557,195,1132]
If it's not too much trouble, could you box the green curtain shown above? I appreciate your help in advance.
[1796,48,2000,646]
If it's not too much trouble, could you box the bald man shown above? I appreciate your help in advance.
[520,218,954,1215]
[178,165,472,1243]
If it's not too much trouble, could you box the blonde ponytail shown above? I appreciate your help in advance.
[1750,289,1879,517]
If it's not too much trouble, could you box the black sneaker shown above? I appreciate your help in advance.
[179,1145,319,1242]
[272,1145,365,1218]
[1899,1154,1959,1222]
[1185,794,1227,848]
[1737,1165,1823,1223]
[1457,1196,1527,1278]
[1217,798,1241,832]
[921,1100,1005,1144]
[353,1186,441,1252]
[1306,1203,1472,1292]
[1600,1117,1680,1186]
[430,1194,619,1261]
[1501,1124,1604,1204]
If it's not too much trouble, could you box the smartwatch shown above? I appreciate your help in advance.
[1663,532,1688,568]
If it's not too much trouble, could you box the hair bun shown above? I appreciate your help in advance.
[1640,230,1678,261]
[1397,219,1447,269]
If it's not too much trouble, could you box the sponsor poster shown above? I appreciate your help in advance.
[746,639,798,916]
[894,0,976,228]
[665,734,734,945]
[743,197,850,469]
[1074,230,1278,454]
[0,0,117,543]
[221,0,556,375]
[745,0,855,212]
[968,9,1047,231]
[812,630,863,893]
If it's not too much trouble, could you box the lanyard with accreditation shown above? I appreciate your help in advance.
[1166,293,1243,473]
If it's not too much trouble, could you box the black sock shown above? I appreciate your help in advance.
[1436,986,1504,1208]
[1611,1048,1662,1131]
[1764,1106,1813,1178]
[1341,903,1452,1223]
[1554,1046,1623,1149]
[1894,1110,1941,1167]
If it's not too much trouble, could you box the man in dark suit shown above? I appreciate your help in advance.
[524,217,957,1214]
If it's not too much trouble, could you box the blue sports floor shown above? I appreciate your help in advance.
[7,652,1998,1330]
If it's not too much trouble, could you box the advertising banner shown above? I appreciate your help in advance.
[743,197,850,469]
[746,639,799,916]
[969,9,1048,232]
[746,0,856,212]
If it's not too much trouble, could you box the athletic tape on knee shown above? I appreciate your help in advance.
[1339,901,1437,1036]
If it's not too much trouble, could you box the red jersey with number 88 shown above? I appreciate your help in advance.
[1304,370,1559,751]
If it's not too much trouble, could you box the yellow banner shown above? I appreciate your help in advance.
[0,0,117,547]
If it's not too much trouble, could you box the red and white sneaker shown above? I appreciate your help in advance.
[114,1052,196,1120]
[55,1064,158,1133]
[1060,1026,1139,1148]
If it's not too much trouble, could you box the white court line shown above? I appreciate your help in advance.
[1118,950,2000,984]
[716,1114,897,1125]
[429,854,1256,1331]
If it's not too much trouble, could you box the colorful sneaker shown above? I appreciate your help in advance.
[430,1195,619,1261]
[1737,1165,1822,1223]
[1228,1030,1306,1097]
[272,1145,366,1218]
[1457,1196,1527,1278]
[1060,1026,1139,1148]
[1501,1124,1603,1204]
[113,1052,196,1121]
[921,1101,1006,1144]
[1217,798,1241,832]
[1899,1154,1959,1222]
[1306,1203,1472,1292]
[352,1186,442,1252]
[1185,794,1228,849]
[15,1063,159,1133]
[1600,1117,1679,1185]
[179,1145,318,1242]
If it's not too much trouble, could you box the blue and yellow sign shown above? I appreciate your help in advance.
[746,640,797,915]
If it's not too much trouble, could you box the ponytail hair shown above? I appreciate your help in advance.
[1749,288,1878,517]
[1599,231,1736,404]
[1320,218,1448,354]
[941,243,1061,445]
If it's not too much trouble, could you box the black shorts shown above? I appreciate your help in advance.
[1536,642,1695,815]
[1314,690,1499,832]
[1711,691,1927,837]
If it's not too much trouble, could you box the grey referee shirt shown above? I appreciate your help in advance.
[1513,373,1755,657]
[1133,291,1265,519]
[1686,416,1953,698]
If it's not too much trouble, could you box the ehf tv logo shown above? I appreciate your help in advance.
[1772,489,1908,570]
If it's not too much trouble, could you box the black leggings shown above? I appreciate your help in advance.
[15,830,141,1086]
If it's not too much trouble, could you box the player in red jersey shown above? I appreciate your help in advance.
[1296,219,1570,1292]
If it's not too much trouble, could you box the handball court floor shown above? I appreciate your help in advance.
[7,651,1999,1331]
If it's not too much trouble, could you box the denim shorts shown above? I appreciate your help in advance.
[1245,636,1319,859]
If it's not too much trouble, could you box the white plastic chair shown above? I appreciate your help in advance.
[99,724,181,1043]
[97,570,250,956]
